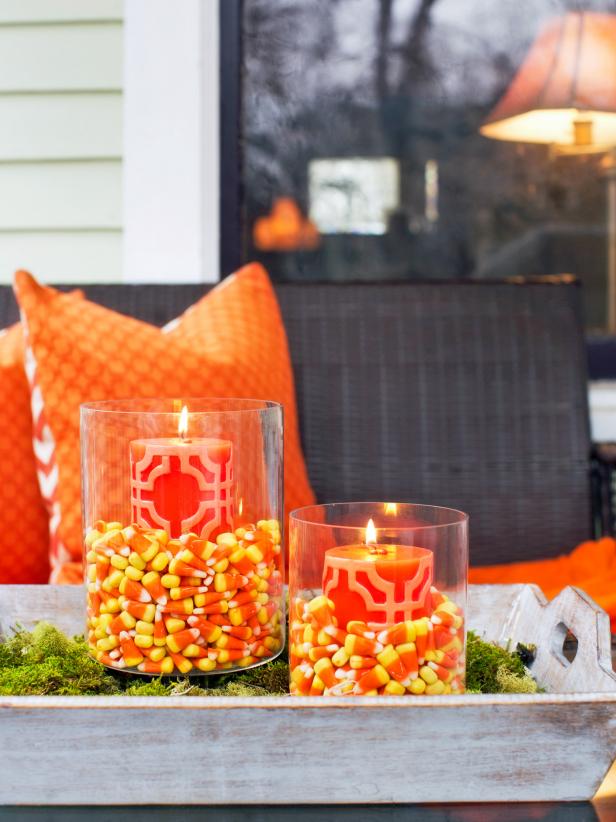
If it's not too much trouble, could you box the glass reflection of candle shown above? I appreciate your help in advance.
[382,502,399,542]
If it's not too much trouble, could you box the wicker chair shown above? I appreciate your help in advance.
[0,276,594,566]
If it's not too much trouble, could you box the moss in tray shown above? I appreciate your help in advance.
[0,622,538,696]
[465,630,539,694]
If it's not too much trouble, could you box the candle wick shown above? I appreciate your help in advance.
[367,544,388,555]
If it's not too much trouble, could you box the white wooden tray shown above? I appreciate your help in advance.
[1,583,616,805]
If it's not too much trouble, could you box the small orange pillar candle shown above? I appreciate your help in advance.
[130,406,234,540]
[322,519,433,628]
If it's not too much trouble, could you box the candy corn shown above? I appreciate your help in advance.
[290,590,465,697]
[86,519,283,676]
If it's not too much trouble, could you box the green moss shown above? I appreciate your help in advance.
[465,630,539,694]
[495,665,539,694]
[122,678,174,697]
[0,623,539,696]
[0,623,119,696]
[0,622,289,697]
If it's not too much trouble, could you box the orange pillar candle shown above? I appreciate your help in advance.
[322,519,433,628]
[130,406,234,540]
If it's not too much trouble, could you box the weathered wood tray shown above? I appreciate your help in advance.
[1,583,616,805]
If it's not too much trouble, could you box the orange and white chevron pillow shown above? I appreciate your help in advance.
[22,338,66,574]
[14,265,316,584]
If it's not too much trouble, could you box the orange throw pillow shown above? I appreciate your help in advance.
[0,324,49,582]
[14,264,315,583]
[469,537,616,631]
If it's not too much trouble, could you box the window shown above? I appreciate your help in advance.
[222,0,616,328]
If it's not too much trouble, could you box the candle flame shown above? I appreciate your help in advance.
[178,405,189,439]
[238,498,243,518]
[365,518,377,545]
[384,502,397,516]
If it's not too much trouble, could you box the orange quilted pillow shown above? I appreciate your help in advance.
[0,323,49,582]
[14,264,316,583]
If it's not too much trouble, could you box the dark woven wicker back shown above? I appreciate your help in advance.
[0,278,591,565]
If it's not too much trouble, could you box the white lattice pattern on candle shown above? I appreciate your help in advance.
[131,443,234,539]
[323,552,433,626]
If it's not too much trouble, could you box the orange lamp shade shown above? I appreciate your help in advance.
[480,12,616,150]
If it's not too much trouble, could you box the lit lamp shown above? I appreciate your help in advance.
[479,12,616,330]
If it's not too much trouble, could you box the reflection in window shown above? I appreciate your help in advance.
[242,0,616,327]
[309,157,399,235]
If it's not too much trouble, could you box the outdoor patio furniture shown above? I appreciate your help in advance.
[0,275,595,566]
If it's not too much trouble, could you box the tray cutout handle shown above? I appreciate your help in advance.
[496,584,616,693]
[550,620,578,667]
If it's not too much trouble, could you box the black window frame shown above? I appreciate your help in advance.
[219,0,243,276]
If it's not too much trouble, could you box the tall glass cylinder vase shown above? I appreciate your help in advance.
[81,398,284,676]
[289,502,468,696]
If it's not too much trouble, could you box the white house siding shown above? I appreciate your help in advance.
[0,0,123,284]
[123,0,220,283]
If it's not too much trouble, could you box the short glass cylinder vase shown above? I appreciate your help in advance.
[81,398,284,676]
[289,502,468,696]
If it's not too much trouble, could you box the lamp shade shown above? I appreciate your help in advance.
[480,12,616,150]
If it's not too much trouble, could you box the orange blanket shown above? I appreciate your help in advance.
[469,537,616,631]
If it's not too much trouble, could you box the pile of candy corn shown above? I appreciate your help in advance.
[290,590,464,696]
[86,519,283,675]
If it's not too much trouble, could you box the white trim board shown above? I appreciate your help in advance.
[123,0,220,283]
